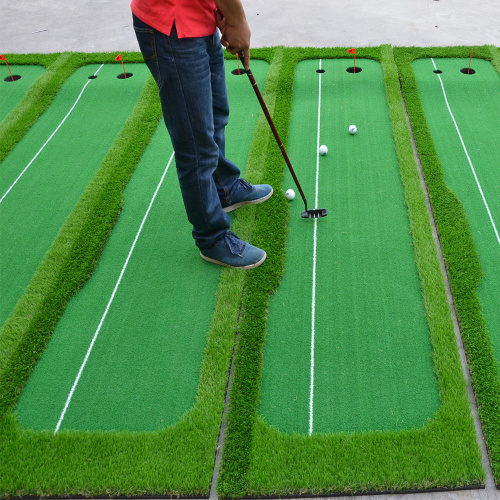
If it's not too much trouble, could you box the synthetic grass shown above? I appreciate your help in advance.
[217,46,484,496]
[0,46,495,496]
[261,57,440,435]
[0,50,275,496]
[0,53,65,163]
[0,63,151,327]
[394,45,500,486]
[0,66,46,122]
[14,60,270,433]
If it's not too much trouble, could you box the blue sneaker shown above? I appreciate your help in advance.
[222,179,273,213]
[200,231,266,269]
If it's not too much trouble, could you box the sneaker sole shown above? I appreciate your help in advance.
[222,188,273,213]
[200,251,267,270]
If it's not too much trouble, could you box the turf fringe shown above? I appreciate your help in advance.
[217,46,485,496]
[394,44,500,486]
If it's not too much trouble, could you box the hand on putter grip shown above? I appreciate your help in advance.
[215,6,250,69]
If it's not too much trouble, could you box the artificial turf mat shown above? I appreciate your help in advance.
[394,46,500,486]
[217,47,484,497]
[0,63,151,327]
[412,58,500,366]
[0,53,272,496]
[0,47,496,496]
[0,66,46,122]
[15,60,270,432]
[261,58,439,435]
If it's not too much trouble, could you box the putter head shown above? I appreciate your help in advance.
[302,208,328,219]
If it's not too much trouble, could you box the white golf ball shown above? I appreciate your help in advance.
[285,189,295,200]
[349,124,357,135]
[319,144,328,155]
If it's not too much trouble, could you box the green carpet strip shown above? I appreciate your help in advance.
[261,57,439,436]
[0,51,273,496]
[395,45,500,486]
[217,46,484,496]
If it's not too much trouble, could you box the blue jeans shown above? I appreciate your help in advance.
[133,14,241,249]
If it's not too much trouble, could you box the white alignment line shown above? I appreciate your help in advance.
[54,151,175,433]
[431,58,500,247]
[0,64,104,205]
[309,59,322,436]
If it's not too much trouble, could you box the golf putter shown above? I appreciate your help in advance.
[238,52,327,219]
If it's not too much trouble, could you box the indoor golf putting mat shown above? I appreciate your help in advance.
[1,48,493,497]
[413,57,500,371]
[217,51,484,497]
[0,65,46,122]
[0,63,150,328]
[262,58,439,435]
[411,55,500,484]
[1,56,271,496]
[14,60,270,432]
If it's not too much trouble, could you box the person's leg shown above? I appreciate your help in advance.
[208,36,242,203]
[133,15,230,250]
[133,15,269,269]
[208,33,274,212]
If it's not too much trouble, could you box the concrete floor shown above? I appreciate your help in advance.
[2,0,500,499]
[2,0,500,53]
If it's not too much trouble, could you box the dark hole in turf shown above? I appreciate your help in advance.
[117,73,134,79]
[88,75,98,79]
[231,69,246,75]
[346,67,362,73]
[433,69,443,74]
[4,75,21,82]
[316,69,325,73]
[460,68,476,75]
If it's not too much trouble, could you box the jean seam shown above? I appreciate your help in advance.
[134,23,162,88]
[150,31,162,88]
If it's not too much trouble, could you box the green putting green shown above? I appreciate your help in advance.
[413,57,500,369]
[0,66,46,122]
[15,60,270,432]
[217,48,483,497]
[1,55,271,496]
[261,58,439,435]
[0,64,150,327]
[411,55,500,483]
[1,48,493,497]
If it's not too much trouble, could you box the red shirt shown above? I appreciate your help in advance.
[131,0,217,38]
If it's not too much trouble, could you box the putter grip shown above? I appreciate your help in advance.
[238,51,251,74]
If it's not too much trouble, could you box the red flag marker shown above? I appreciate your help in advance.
[236,53,241,75]
[0,54,15,81]
[115,53,127,78]
[347,48,356,73]
[468,47,474,75]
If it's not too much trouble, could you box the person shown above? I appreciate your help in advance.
[131,0,273,270]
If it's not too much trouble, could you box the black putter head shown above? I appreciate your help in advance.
[302,208,328,219]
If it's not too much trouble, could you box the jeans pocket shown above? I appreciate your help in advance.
[133,16,161,87]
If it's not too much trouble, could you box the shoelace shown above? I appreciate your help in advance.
[239,178,253,191]
[223,231,245,257]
